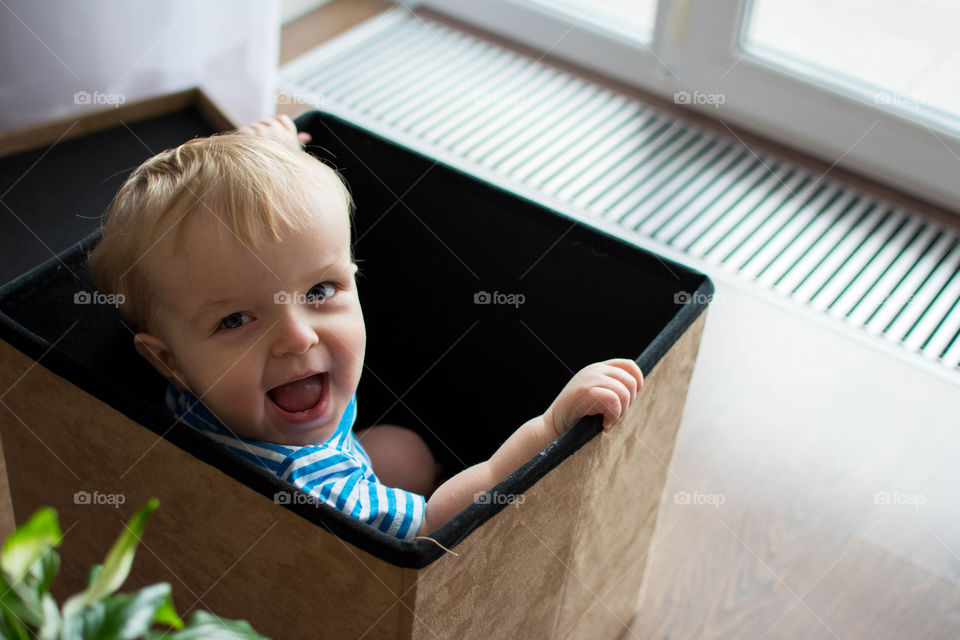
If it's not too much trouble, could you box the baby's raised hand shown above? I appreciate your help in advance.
[544,359,644,437]
[421,358,643,533]
[235,114,311,149]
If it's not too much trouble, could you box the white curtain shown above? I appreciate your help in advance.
[0,0,280,132]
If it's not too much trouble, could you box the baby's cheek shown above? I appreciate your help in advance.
[199,368,264,437]
[338,315,366,377]
[227,382,265,425]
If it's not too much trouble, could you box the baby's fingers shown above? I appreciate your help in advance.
[592,360,644,429]
[588,386,624,430]
[235,115,307,149]
[275,114,297,132]
[603,359,644,394]
[599,361,642,405]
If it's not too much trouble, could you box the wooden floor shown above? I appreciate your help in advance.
[279,3,960,639]
[626,278,960,639]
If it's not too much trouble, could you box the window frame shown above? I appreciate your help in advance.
[414,0,960,214]
[413,0,671,95]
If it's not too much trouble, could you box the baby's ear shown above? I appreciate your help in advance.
[134,333,187,388]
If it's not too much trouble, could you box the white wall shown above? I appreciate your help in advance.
[0,0,280,132]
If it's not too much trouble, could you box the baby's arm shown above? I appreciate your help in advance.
[417,358,643,535]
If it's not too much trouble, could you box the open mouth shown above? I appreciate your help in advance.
[267,372,328,416]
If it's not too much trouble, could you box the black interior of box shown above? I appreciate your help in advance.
[0,108,219,285]
[0,110,713,567]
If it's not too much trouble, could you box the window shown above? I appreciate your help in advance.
[414,0,667,93]
[745,0,960,125]
[417,0,960,214]
[520,0,657,40]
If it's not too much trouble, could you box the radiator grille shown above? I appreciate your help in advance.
[280,9,960,372]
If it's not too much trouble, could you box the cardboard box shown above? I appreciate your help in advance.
[0,108,712,639]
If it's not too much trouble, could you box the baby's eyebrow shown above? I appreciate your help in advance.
[304,259,354,283]
[191,297,239,324]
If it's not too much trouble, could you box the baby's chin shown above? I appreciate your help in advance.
[257,398,343,447]
[226,416,339,447]
[267,421,340,446]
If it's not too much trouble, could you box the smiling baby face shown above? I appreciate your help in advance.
[90,134,365,446]
[140,182,365,445]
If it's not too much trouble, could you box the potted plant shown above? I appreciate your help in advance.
[0,499,268,639]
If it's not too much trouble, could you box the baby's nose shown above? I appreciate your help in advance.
[272,309,319,356]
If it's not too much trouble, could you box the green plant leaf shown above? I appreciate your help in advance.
[73,583,177,640]
[86,564,102,589]
[61,499,158,619]
[144,611,269,640]
[0,604,30,640]
[30,545,60,596]
[0,499,263,639]
[0,613,17,640]
[59,607,83,640]
[1,508,61,583]
[0,571,45,628]
[37,592,61,640]
[75,600,107,638]
[151,589,183,631]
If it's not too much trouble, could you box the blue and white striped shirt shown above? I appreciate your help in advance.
[163,383,425,540]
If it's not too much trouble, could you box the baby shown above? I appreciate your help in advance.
[89,115,643,540]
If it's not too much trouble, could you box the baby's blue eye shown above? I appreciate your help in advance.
[219,312,252,330]
[305,282,337,303]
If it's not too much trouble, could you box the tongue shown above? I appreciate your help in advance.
[269,374,324,413]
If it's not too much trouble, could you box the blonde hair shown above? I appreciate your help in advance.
[88,134,353,333]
